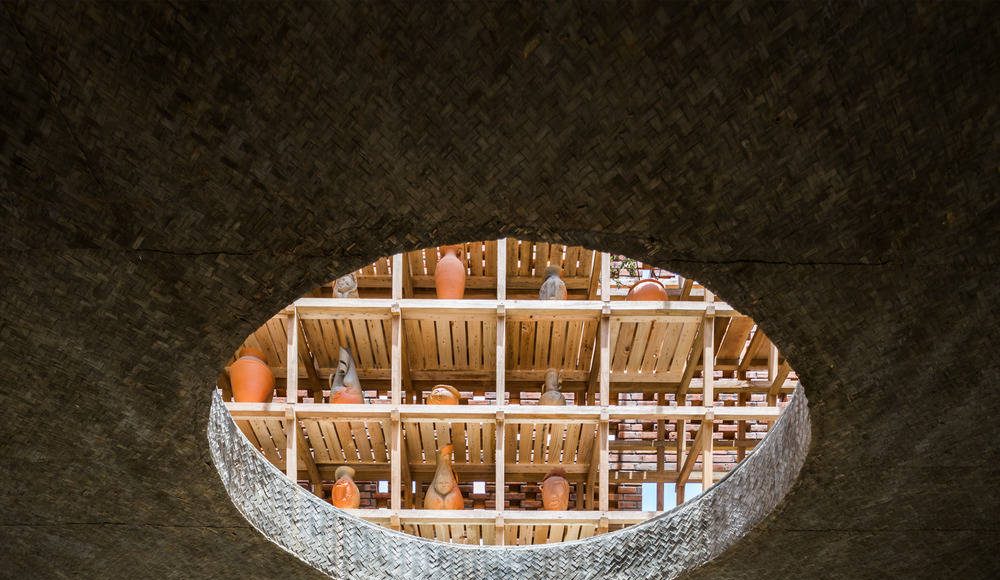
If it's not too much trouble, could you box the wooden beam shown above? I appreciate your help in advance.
[495,410,505,533]
[703,291,715,406]
[767,360,792,405]
[656,392,665,510]
[284,312,299,480]
[296,425,323,497]
[677,420,710,489]
[600,252,610,301]
[675,324,703,404]
[737,329,767,379]
[599,410,609,512]
[496,238,507,405]
[702,414,714,493]
[296,320,324,402]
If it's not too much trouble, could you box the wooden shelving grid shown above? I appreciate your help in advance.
[218,239,796,545]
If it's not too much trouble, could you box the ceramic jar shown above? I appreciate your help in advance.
[427,384,461,405]
[330,346,364,404]
[540,468,570,510]
[424,444,464,510]
[230,347,275,403]
[538,368,566,406]
[434,245,466,299]
[330,466,361,509]
[626,278,668,301]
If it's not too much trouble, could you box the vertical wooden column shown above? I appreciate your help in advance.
[598,252,610,515]
[767,342,780,406]
[656,392,665,510]
[284,310,299,481]
[495,239,507,545]
[702,291,715,492]
[496,238,507,405]
[390,254,403,527]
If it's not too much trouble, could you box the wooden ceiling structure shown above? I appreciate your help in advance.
[218,239,796,545]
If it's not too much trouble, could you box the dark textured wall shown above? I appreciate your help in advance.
[1,1,997,578]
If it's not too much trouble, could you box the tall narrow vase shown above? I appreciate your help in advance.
[424,444,464,510]
[434,245,466,299]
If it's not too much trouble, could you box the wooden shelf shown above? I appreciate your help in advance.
[220,238,798,545]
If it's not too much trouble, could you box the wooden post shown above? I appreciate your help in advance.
[703,290,715,407]
[496,238,507,405]
[599,409,609,513]
[495,410,505,545]
[284,311,299,481]
[495,239,507,545]
[702,291,715,492]
[656,392,665,510]
[598,252,611,514]
[702,410,714,493]
[675,417,686,505]
[390,254,403,526]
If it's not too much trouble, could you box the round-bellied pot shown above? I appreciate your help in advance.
[427,384,461,405]
[230,347,275,403]
[434,245,466,299]
[330,466,361,509]
[540,468,570,510]
[626,278,668,301]
[424,444,464,510]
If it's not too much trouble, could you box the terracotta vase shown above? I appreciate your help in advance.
[427,384,461,405]
[626,278,668,301]
[330,466,361,509]
[230,347,275,403]
[538,368,566,406]
[539,266,568,300]
[330,346,365,404]
[424,444,464,510]
[540,468,570,511]
[434,245,466,299]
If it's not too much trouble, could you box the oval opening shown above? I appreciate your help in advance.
[213,238,802,549]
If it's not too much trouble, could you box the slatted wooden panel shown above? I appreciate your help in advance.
[505,523,597,545]
[717,317,754,362]
[235,418,286,469]
[505,422,597,468]
[608,320,699,382]
[401,523,494,545]
[403,241,499,278]
[506,319,598,373]
[404,319,496,373]
[405,420,496,467]
[507,239,596,278]
[299,318,392,374]
[301,418,391,465]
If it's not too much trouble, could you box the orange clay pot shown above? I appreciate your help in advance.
[626,278,668,301]
[427,384,461,405]
[540,468,570,511]
[330,466,361,509]
[434,245,466,299]
[230,347,275,403]
[424,444,464,510]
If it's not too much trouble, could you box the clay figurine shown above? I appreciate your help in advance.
[424,444,464,510]
[626,277,668,301]
[434,245,466,299]
[330,346,364,404]
[230,347,275,403]
[539,265,568,300]
[333,273,359,298]
[427,384,462,405]
[330,466,361,509]
[540,468,570,510]
[538,368,566,406]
